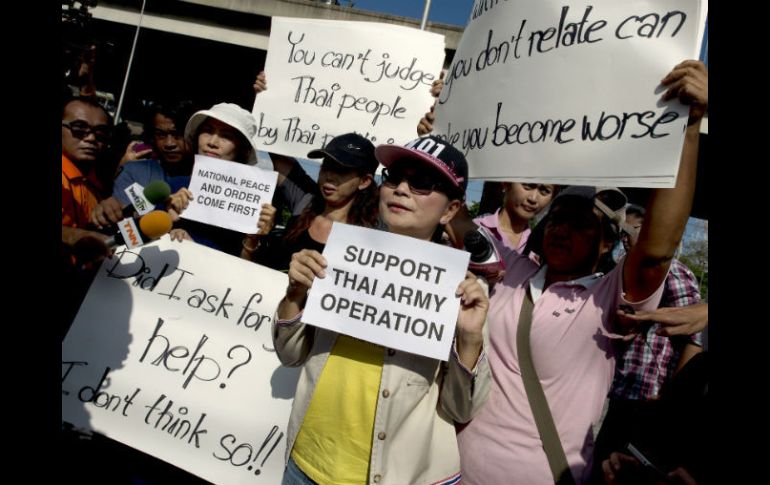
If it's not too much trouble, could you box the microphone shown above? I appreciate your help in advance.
[144,180,172,203]
[106,210,173,249]
[464,228,505,279]
[122,180,172,217]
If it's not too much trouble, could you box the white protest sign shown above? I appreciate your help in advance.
[62,237,294,485]
[433,0,703,188]
[182,154,279,233]
[253,17,445,160]
[302,223,470,361]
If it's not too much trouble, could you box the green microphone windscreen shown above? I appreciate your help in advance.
[143,180,171,204]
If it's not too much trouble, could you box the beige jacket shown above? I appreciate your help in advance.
[273,309,491,485]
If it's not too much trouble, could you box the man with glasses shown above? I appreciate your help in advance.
[61,95,112,247]
[61,96,115,342]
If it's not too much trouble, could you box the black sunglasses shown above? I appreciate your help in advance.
[62,120,111,142]
[381,166,454,196]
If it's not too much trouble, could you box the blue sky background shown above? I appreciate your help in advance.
[345,0,474,27]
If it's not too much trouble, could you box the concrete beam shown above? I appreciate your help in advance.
[91,4,270,49]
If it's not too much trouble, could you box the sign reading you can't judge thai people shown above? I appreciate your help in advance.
[252,17,445,160]
[302,223,470,361]
[182,155,279,233]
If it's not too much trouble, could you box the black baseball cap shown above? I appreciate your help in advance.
[375,135,469,195]
[307,133,378,174]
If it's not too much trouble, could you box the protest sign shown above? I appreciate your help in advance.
[253,17,445,161]
[62,237,293,484]
[182,155,278,233]
[302,223,470,361]
[433,0,703,187]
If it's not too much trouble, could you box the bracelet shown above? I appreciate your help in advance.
[242,237,260,253]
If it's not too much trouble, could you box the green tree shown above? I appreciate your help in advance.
[467,201,481,219]
[679,236,708,300]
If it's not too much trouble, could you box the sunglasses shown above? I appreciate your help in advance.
[381,166,453,196]
[62,120,111,142]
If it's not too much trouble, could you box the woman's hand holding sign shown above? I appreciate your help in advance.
[277,249,328,320]
[454,272,489,369]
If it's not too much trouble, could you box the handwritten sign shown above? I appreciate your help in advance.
[62,237,294,484]
[182,155,279,233]
[253,17,445,160]
[302,223,470,361]
[433,0,703,188]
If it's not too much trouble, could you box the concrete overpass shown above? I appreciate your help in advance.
[90,0,463,59]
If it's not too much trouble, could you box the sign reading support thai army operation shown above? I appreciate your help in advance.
[302,223,470,361]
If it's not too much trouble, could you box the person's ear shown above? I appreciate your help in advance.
[598,229,616,258]
[439,199,462,225]
[358,174,374,191]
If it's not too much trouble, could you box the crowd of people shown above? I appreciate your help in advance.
[61,51,709,485]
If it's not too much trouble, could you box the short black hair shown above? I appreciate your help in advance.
[144,99,197,133]
[626,204,646,218]
[62,95,112,125]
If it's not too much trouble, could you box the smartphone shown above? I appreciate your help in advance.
[626,443,670,482]
[133,142,153,153]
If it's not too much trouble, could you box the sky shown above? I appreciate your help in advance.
[343,0,474,27]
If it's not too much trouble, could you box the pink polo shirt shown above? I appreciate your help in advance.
[474,210,531,253]
[458,250,666,485]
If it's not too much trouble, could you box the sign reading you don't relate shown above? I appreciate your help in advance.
[434,0,704,188]
[303,223,470,361]
[253,17,445,160]
[62,237,293,484]
[182,155,279,233]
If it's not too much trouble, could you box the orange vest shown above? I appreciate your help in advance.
[61,154,104,228]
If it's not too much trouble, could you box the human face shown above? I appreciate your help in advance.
[379,162,461,240]
[505,183,555,222]
[152,114,187,164]
[542,203,604,275]
[622,213,644,251]
[197,118,243,161]
[62,100,109,163]
[318,158,372,207]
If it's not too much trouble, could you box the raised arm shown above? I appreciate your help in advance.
[624,60,707,302]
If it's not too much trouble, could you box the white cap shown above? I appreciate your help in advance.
[184,103,273,170]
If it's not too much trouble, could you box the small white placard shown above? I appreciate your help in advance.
[181,155,279,234]
[303,223,470,361]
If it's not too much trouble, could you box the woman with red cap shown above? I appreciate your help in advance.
[273,135,491,485]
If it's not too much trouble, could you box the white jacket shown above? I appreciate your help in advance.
[273,309,491,485]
